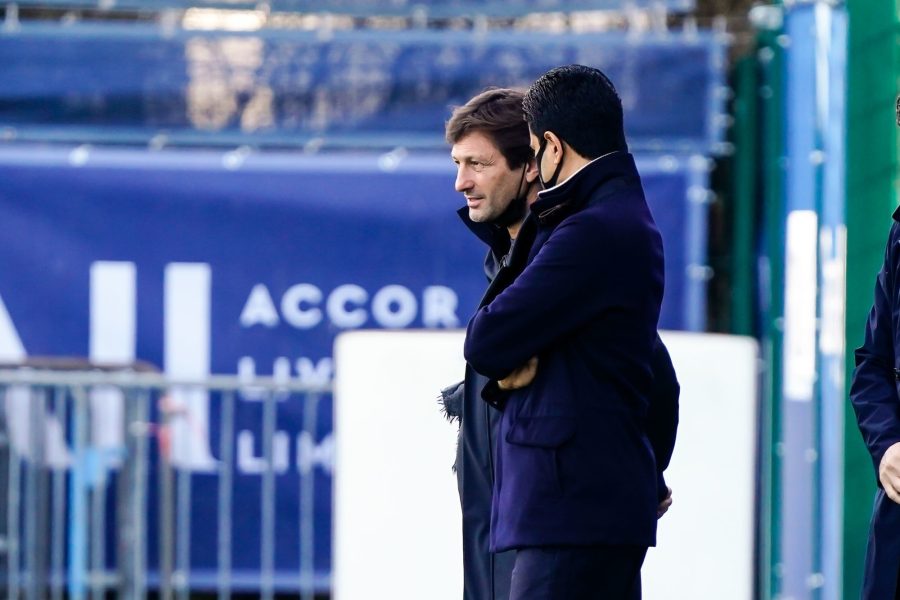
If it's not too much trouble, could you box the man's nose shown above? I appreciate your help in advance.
[455,167,472,193]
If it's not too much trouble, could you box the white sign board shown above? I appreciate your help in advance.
[333,331,466,600]
[642,331,758,600]
[333,330,758,600]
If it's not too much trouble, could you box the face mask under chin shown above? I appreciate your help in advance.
[493,193,528,228]
[536,138,564,190]
[491,164,529,228]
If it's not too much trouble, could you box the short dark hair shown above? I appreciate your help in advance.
[523,64,627,159]
[445,88,532,170]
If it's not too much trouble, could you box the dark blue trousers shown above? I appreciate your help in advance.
[508,545,647,600]
[455,377,515,600]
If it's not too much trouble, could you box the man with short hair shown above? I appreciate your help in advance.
[441,87,540,600]
[848,95,900,600]
[445,79,678,600]
[463,65,673,599]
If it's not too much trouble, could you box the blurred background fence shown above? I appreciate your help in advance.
[0,361,329,598]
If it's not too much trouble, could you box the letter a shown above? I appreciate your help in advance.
[0,293,25,361]
[240,284,280,328]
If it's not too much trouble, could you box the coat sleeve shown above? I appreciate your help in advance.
[463,208,660,380]
[647,335,679,476]
[437,249,501,421]
[438,380,465,424]
[850,224,900,480]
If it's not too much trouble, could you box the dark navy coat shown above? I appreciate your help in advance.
[446,199,678,598]
[464,152,666,552]
[850,206,900,600]
[442,213,516,600]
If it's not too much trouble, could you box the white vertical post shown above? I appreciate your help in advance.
[164,263,216,471]
[89,261,136,460]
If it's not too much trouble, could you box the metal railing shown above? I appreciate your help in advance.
[0,359,330,599]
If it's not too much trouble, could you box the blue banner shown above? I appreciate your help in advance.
[0,145,705,589]
[9,0,696,15]
[0,24,726,154]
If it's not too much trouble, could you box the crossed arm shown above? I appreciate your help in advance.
[464,211,649,380]
[851,227,900,503]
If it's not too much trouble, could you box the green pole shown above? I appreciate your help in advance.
[729,55,760,337]
[757,25,786,600]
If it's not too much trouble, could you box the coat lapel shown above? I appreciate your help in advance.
[478,215,537,308]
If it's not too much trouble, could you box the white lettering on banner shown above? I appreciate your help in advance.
[237,430,267,473]
[327,285,369,328]
[89,386,125,469]
[237,430,331,474]
[90,262,136,364]
[372,285,417,328]
[164,263,218,471]
[240,284,280,328]
[296,357,333,387]
[237,356,268,402]
[238,356,257,382]
[89,262,137,468]
[0,293,79,467]
[423,286,460,328]
[237,356,333,402]
[298,431,335,475]
[0,263,464,473]
[240,283,462,330]
[281,284,324,329]
[4,386,71,467]
[0,293,25,361]
[273,356,291,383]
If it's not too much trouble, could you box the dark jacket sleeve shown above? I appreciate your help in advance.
[647,336,679,500]
[437,248,501,421]
[438,380,465,424]
[850,224,900,480]
[648,335,679,472]
[464,210,659,380]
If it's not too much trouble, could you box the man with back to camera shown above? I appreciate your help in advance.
[444,79,679,600]
[462,65,674,599]
[849,95,900,600]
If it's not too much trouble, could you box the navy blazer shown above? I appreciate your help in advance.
[464,152,665,552]
[850,206,900,600]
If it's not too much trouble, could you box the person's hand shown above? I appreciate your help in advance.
[880,442,900,503]
[497,357,538,390]
[657,486,673,519]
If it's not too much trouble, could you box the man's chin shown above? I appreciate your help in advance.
[468,209,490,223]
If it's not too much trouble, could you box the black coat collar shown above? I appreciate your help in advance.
[457,206,512,257]
[531,151,639,225]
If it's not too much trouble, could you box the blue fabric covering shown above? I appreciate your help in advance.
[9,0,695,15]
[0,25,726,153]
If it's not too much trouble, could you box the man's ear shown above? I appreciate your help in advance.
[524,157,540,184]
[543,130,565,166]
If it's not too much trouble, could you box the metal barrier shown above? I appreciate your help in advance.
[0,360,330,599]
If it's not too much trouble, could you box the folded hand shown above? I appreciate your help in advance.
[497,356,538,390]
[657,486,673,519]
